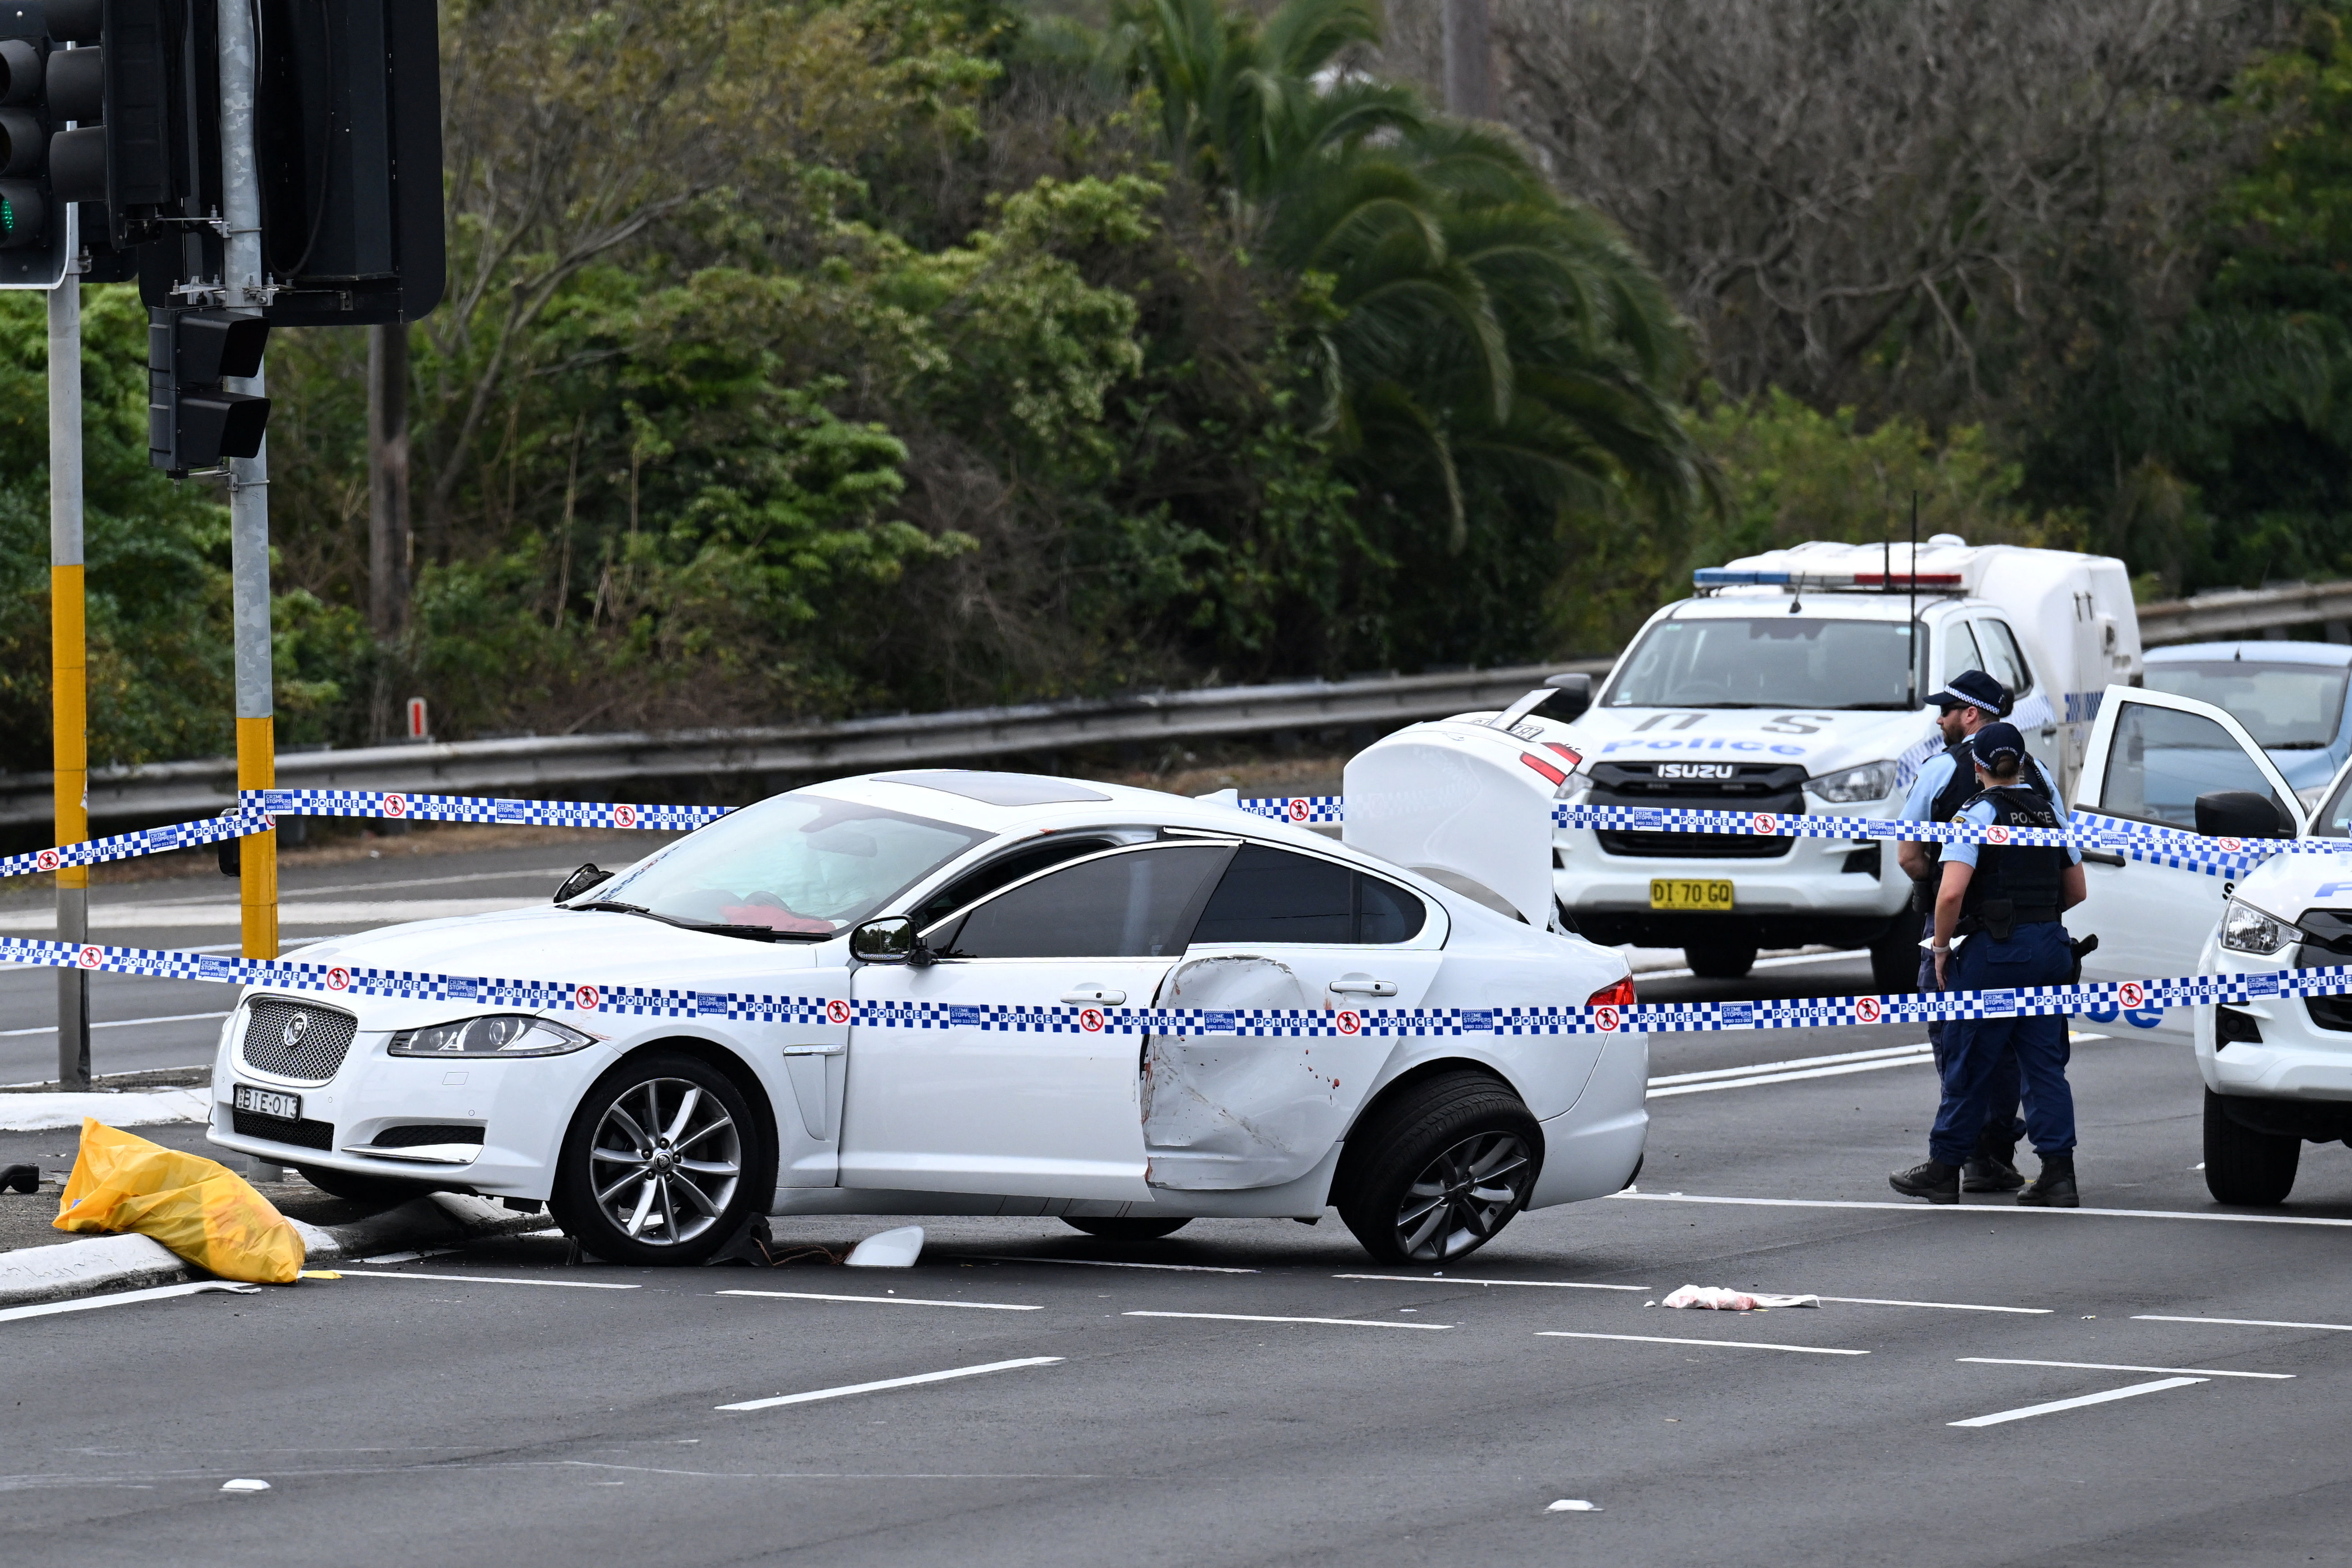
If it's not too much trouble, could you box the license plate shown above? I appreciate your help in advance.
[233,1084,301,1121]
[1650,878,1734,911]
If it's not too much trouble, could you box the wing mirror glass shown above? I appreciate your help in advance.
[1546,671,1593,722]
[2194,789,2295,841]
[554,863,614,903]
[849,916,918,963]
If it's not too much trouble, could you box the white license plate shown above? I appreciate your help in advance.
[234,1084,301,1121]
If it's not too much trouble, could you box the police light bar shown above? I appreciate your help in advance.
[1693,568,1965,589]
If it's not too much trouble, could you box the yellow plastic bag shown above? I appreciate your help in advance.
[54,1119,305,1284]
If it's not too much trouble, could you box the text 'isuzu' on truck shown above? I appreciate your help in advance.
[1536,538,2144,987]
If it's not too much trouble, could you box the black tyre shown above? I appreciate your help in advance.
[1338,1072,1542,1265]
[294,1165,439,1206]
[1869,931,1921,994]
[550,1051,765,1266]
[1684,938,1757,980]
[2204,1089,2299,1207]
[1062,1216,1191,1240]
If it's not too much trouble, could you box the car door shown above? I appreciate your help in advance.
[2071,687,2305,1043]
[841,840,1234,1199]
[1143,844,1447,1191]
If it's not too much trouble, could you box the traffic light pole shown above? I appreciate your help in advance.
[218,0,275,962]
[48,205,89,1090]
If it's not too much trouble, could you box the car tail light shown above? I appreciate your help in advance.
[1587,976,1636,1008]
[1520,751,1568,786]
[1544,742,1583,768]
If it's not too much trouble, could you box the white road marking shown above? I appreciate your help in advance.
[719,1290,1039,1311]
[1125,1310,1452,1330]
[1949,1377,2207,1427]
[0,1009,230,1039]
[716,1357,1063,1412]
[0,898,532,933]
[1811,1296,2051,1314]
[1334,1274,1650,1292]
[330,1270,638,1290]
[963,1254,1259,1274]
[0,1282,259,1323]
[2134,1314,2352,1332]
[1958,1357,2292,1380]
[1613,1190,2352,1229]
[1537,1330,1867,1356]
[1650,1042,1930,1088]
[1649,1057,1934,1097]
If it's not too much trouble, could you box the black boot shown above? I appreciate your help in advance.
[1962,1125,2025,1193]
[2017,1154,2078,1208]
[1889,1158,1960,1204]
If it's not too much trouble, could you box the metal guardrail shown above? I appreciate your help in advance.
[2137,582,2352,646]
[0,659,1614,828]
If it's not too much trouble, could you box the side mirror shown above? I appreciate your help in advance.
[1546,671,1593,722]
[554,864,613,903]
[849,916,918,963]
[2195,790,2295,841]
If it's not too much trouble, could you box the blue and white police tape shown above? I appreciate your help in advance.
[246,788,728,832]
[1,932,2343,1038]
[0,810,266,883]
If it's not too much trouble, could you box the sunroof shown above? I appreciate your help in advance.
[870,771,1113,807]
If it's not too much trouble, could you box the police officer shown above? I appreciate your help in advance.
[1889,722,2087,1207]
[1893,669,2064,1193]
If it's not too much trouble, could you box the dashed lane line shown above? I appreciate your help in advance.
[0,1008,231,1039]
[1333,1274,1650,1292]
[1125,1310,1452,1330]
[1958,1357,2293,1380]
[719,1290,1039,1311]
[0,1282,259,1323]
[1614,1190,2352,1229]
[716,1357,1063,1412]
[2134,1314,2352,1332]
[962,1254,1259,1274]
[1651,1042,1929,1088]
[1812,1296,2051,1314]
[1649,1053,1933,1098]
[331,1270,639,1290]
[1537,1330,1867,1356]
[1949,1377,2206,1428]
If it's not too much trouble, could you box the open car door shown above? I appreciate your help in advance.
[2070,686,2306,1044]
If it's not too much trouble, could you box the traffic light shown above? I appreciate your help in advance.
[150,308,271,474]
[0,3,68,287]
[0,0,173,289]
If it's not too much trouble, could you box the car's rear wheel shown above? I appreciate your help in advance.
[2204,1088,2299,1206]
[1338,1072,1541,1265]
[293,1165,439,1206]
[1062,1216,1191,1240]
[551,1052,761,1266]
[1684,938,1757,980]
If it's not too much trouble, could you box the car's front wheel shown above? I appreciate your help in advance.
[1338,1072,1541,1264]
[1063,1216,1190,1240]
[551,1052,763,1266]
[2204,1088,2299,1207]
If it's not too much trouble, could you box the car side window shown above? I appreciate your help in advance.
[910,837,1116,931]
[934,844,1231,959]
[1190,845,1427,945]
[1938,619,1984,687]
[1975,619,2033,697]
[2099,703,2289,830]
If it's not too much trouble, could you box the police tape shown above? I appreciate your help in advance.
[0,931,2338,1037]
[0,811,264,882]
[248,788,727,832]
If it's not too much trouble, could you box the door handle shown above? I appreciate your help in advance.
[1062,986,1126,1005]
[1330,977,1399,997]
[2081,850,2127,868]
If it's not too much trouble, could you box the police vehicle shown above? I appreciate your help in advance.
[1542,538,2142,987]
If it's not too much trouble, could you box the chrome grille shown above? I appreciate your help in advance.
[239,998,358,1083]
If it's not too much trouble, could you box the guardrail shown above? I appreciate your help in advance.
[0,659,1613,828]
[2138,582,2352,646]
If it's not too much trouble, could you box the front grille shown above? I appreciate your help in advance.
[239,998,359,1083]
[2295,911,2352,1032]
[1589,761,1805,859]
[371,1123,483,1148]
[231,1108,335,1150]
[1595,829,1797,859]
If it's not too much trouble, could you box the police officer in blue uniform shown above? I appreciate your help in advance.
[1894,669,2065,1192]
[1890,722,2087,1207]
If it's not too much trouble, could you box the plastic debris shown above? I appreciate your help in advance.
[299,1270,342,1280]
[2,1163,38,1194]
[1659,1284,1821,1312]
[54,1121,303,1284]
[220,1479,271,1493]
[845,1225,924,1268]
[1547,1499,1600,1512]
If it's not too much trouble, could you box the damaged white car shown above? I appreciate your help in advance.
[207,755,1646,1265]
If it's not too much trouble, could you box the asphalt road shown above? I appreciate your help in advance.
[9,842,2352,1563]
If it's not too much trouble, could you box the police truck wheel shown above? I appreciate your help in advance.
[1337,1072,1542,1264]
[1684,938,1757,980]
[1869,932,1919,992]
[1062,1216,1191,1240]
[2203,1089,2299,1206]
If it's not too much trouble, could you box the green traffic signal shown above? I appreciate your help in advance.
[0,181,45,249]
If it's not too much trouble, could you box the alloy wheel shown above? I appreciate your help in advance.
[1392,1130,1534,1261]
[588,1077,742,1247]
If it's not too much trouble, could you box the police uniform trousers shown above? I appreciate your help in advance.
[1927,919,2076,1168]
[1918,906,2023,1146]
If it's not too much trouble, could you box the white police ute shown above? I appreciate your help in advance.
[206,767,1646,1266]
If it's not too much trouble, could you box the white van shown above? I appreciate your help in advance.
[1546,539,2142,986]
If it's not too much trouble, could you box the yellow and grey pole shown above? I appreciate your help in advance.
[48,211,88,1089]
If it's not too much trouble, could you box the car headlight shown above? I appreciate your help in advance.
[2219,898,2301,957]
[388,1014,597,1057]
[1804,759,1900,804]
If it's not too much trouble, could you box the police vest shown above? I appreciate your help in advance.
[1955,784,2066,937]
[1919,744,2056,874]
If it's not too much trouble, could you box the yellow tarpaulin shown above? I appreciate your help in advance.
[54,1119,305,1284]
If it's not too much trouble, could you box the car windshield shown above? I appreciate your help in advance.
[2143,660,2350,750]
[583,794,988,938]
[1607,616,1926,709]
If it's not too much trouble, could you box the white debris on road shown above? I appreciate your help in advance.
[1657,1284,1822,1311]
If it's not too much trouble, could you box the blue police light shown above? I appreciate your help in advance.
[1692,569,1793,586]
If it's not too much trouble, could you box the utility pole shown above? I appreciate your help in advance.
[1442,0,1496,120]
[368,322,410,638]
[218,0,275,962]
[49,204,88,1090]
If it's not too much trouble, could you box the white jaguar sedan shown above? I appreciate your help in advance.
[206,764,1647,1265]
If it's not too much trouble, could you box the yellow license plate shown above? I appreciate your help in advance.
[1650,878,1734,911]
